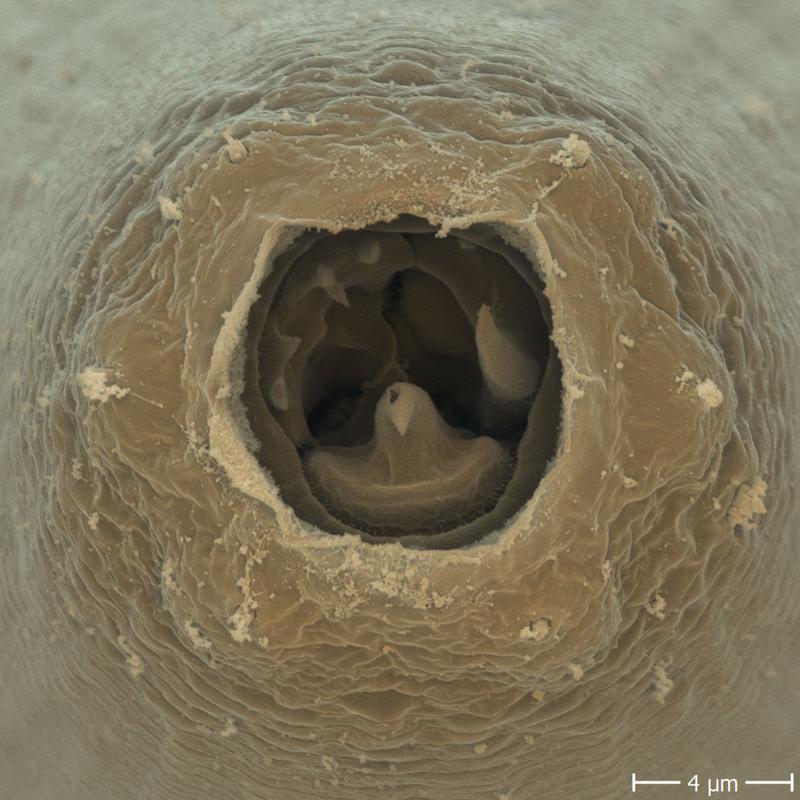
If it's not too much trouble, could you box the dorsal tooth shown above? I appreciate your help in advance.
[475,303,540,401]
[380,383,425,437]
[303,381,512,533]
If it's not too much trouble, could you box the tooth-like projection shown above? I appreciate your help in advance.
[305,382,512,534]
[2,2,799,800]
[263,329,300,413]
[476,303,541,401]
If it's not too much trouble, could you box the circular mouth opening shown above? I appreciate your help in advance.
[242,215,562,549]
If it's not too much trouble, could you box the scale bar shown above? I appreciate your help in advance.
[745,772,794,791]
[631,773,682,792]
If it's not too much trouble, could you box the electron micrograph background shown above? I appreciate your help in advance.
[1,1,799,799]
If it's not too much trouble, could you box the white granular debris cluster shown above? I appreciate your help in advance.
[645,592,667,621]
[520,618,552,641]
[77,367,130,403]
[696,378,723,408]
[116,635,144,678]
[157,194,183,222]
[567,663,585,681]
[549,133,592,168]
[652,664,674,704]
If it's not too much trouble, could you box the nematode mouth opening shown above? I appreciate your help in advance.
[242,217,562,547]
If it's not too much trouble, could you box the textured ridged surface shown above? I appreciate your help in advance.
[1,1,799,798]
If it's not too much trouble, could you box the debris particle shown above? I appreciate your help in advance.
[645,592,667,621]
[567,662,585,681]
[652,663,674,704]
[77,367,130,403]
[117,635,144,678]
[549,133,592,168]
[223,129,248,163]
[157,194,183,222]
[727,479,768,531]
[696,378,723,408]
[520,618,551,641]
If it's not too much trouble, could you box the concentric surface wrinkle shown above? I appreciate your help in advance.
[1,1,799,799]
